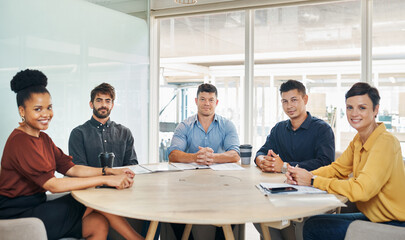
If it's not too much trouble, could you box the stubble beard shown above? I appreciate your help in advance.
[93,108,111,119]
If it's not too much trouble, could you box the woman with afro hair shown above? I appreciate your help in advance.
[0,69,144,240]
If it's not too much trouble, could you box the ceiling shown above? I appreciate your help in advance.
[86,0,240,14]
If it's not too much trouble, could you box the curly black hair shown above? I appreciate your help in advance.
[10,69,50,107]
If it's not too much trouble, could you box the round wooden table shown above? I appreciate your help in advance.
[72,165,346,240]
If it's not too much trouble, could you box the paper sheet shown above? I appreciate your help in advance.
[114,165,152,174]
[268,194,346,208]
[209,163,245,171]
[170,162,210,170]
[141,163,182,172]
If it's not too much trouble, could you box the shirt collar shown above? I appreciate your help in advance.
[193,114,219,123]
[286,112,312,131]
[362,123,386,151]
[90,116,111,128]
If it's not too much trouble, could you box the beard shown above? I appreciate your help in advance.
[93,107,111,119]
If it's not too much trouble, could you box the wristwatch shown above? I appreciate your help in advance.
[281,162,288,174]
[310,175,317,186]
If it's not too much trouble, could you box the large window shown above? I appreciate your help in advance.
[156,0,405,161]
[253,1,361,152]
[159,12,245,161]
[372,0,405,154]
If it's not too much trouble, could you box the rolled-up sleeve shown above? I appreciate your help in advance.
[168,122,188,155]
[223,120,240,154]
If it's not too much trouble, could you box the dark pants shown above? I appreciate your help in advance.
[303,212,405,240]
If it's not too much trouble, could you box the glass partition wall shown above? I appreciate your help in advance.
[157,0,405,161]
[0,0,150,163]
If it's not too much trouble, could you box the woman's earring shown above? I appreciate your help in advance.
[21,116,25,122]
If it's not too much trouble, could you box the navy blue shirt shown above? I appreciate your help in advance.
[255,112,335,171]
[69,117,138,167]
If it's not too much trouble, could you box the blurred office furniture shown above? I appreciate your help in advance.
[345,220,405,240]
[378,115,392,129]
[0,217,47,240]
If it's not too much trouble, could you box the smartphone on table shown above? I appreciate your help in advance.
[268,186,298,194]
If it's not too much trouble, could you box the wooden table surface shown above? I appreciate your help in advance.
[72,164,346,239]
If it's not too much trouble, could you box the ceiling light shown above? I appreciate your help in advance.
[175,0,197,4]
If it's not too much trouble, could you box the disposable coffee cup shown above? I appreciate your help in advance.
[98,152,115,168]
[240,144,253,165]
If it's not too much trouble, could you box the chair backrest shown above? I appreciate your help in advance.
[345,220,405,240]
[0,217,47,240]
[335,151,343,160]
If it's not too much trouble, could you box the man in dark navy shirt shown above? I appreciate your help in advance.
[255,80,335,173]
[254,80,335,240]
[68,83,138,167]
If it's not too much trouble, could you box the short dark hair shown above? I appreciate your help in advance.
[197,83,217,97]
[10,69,50,107]
[279,80,306,96]
[91,83,115,103]
[345,82,380,110]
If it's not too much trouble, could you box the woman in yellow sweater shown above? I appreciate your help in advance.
[286,82,405,240]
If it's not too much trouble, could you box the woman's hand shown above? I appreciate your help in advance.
[286,165,313,186]
[107,168,135,179]
[104,175,134,189]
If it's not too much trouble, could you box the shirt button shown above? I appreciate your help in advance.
[104,140,107,143]
[97,126,99,129]
[103,129,105,131]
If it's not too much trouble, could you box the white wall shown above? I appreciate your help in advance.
[0,0,149,163]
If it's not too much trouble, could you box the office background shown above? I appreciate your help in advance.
[0,0,404,163]
[0,0,149,162]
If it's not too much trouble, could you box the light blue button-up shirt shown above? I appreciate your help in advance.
[168,114,240,155]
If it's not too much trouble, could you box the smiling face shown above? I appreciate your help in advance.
[346,94,379,133]
[90,93,114,120]
[18,92,53,136]
[195,91,218,117]
[281,89,308,120]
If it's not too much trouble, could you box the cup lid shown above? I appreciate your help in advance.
[98,152,115,157]
[239,144,252,148]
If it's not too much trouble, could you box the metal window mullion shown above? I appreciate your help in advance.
[244,9,254,145]
[361,0,373,83]
[149,16,160,163]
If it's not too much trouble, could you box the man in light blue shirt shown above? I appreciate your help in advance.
[165,83,241,240]
[168,83,240,165]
